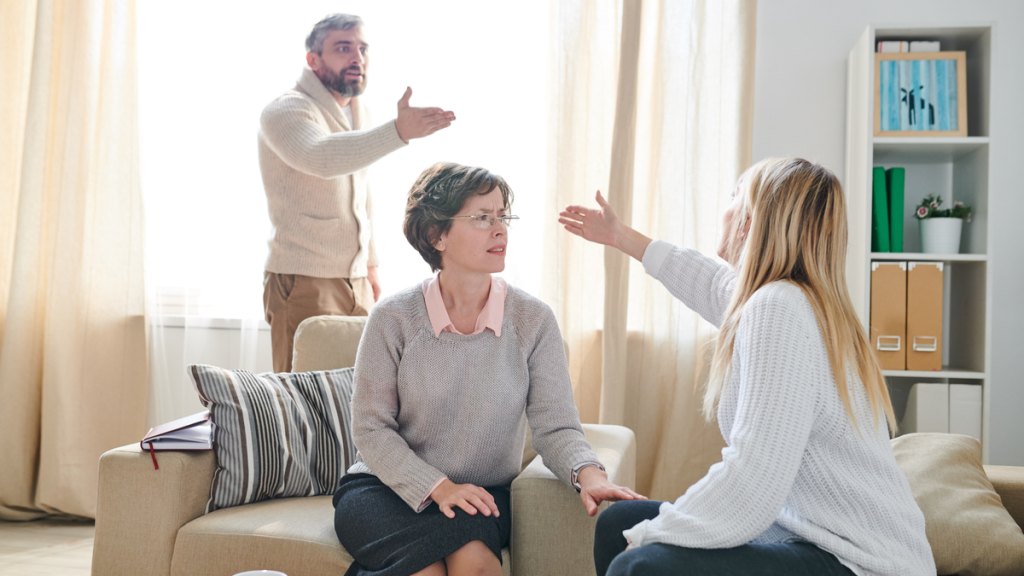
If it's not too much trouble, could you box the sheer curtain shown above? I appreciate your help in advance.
[544,0,757,499]
[0,0,147,519]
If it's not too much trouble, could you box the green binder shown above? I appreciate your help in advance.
[886,167,905,253]
[871,167,890,253]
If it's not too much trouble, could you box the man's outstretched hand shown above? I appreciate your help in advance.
[395,87,455,143]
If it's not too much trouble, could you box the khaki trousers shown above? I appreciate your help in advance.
[263,272,373,373]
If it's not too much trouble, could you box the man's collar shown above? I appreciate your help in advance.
[296,66,356,129]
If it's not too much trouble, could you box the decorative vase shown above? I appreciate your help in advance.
[919,217,963,254]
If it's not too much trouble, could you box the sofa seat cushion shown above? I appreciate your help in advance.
[171,495,351,576]
[170,494,513,576]
[985,465,1024,528]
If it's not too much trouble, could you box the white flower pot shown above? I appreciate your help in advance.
[919,217,963,254]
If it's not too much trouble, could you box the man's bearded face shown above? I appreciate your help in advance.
[321,64,366,97]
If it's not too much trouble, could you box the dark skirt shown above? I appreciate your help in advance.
[333,473,512,576]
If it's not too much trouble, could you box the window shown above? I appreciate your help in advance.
[138,0,549,319]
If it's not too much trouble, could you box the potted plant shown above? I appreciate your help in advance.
[914,194,972,254]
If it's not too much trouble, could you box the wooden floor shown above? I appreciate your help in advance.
[0,518,94,575]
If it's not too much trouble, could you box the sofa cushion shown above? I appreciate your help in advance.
[188,365,357,512]
[171,495,351,576]
[171,495,512,576]
[292,315,367,372]
[985,465,1024,529]
[892,433,1024,576]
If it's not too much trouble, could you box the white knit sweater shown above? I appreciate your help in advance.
[624,241,935,576]
[258,67,407,278]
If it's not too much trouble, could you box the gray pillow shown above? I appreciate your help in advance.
[188,364,356,513]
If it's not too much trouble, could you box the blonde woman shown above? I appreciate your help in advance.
[558,158,934,576]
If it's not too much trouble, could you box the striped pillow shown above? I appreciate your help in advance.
[188,364,356,513]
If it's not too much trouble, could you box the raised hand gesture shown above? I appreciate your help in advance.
[559,190,653,262]
[559,190,622,247]
[394,87,456,143]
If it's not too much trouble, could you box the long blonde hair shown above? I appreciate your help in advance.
[705,158,896,433]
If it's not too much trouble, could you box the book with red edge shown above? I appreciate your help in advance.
[141,410,213,451]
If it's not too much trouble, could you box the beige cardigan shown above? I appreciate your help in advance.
[258,67,406,279]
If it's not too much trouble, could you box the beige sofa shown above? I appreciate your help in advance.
[92,316,637,576]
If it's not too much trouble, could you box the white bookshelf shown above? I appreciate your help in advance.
[845,25,993,461]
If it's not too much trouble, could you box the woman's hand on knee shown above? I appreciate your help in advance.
[578,466,648,517]
[430,479,500,519]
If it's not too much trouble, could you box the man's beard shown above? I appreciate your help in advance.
[322,66,366,97]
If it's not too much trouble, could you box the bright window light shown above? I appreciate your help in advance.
[138,1,549,319]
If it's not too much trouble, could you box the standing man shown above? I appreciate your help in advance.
[259,13,455,372]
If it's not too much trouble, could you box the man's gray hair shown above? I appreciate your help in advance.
[306,13,363,54]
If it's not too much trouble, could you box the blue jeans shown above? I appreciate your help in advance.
[594,501,856,576]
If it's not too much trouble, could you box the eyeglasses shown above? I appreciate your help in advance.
[448,214,519,229]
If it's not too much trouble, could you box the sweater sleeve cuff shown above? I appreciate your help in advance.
[570,461,606,493]
[622,519,651,548]
[642,240,673,278]
[387,119,409,146]
[416,477,448,512]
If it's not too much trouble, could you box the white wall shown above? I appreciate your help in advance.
[753,0,1024,465]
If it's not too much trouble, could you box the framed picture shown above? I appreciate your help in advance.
[874,51,967,137]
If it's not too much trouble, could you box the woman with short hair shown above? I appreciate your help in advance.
[559,157,934,576]
[333,162,644,576]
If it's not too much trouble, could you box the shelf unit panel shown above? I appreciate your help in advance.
[872,138,989,163]
[845,25,875,326]
[869,252,986,261]
[883,368,985,379]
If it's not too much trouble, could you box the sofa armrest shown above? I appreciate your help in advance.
[510,424,636,576]
[984,465,1024,530]
[92,444,216,576]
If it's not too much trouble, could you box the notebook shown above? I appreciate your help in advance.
[141,410,214,451]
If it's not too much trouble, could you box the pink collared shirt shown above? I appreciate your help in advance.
[421,274,507,338]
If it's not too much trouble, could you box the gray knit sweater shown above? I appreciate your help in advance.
[348,283,598,511]
[258,67,407,278]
